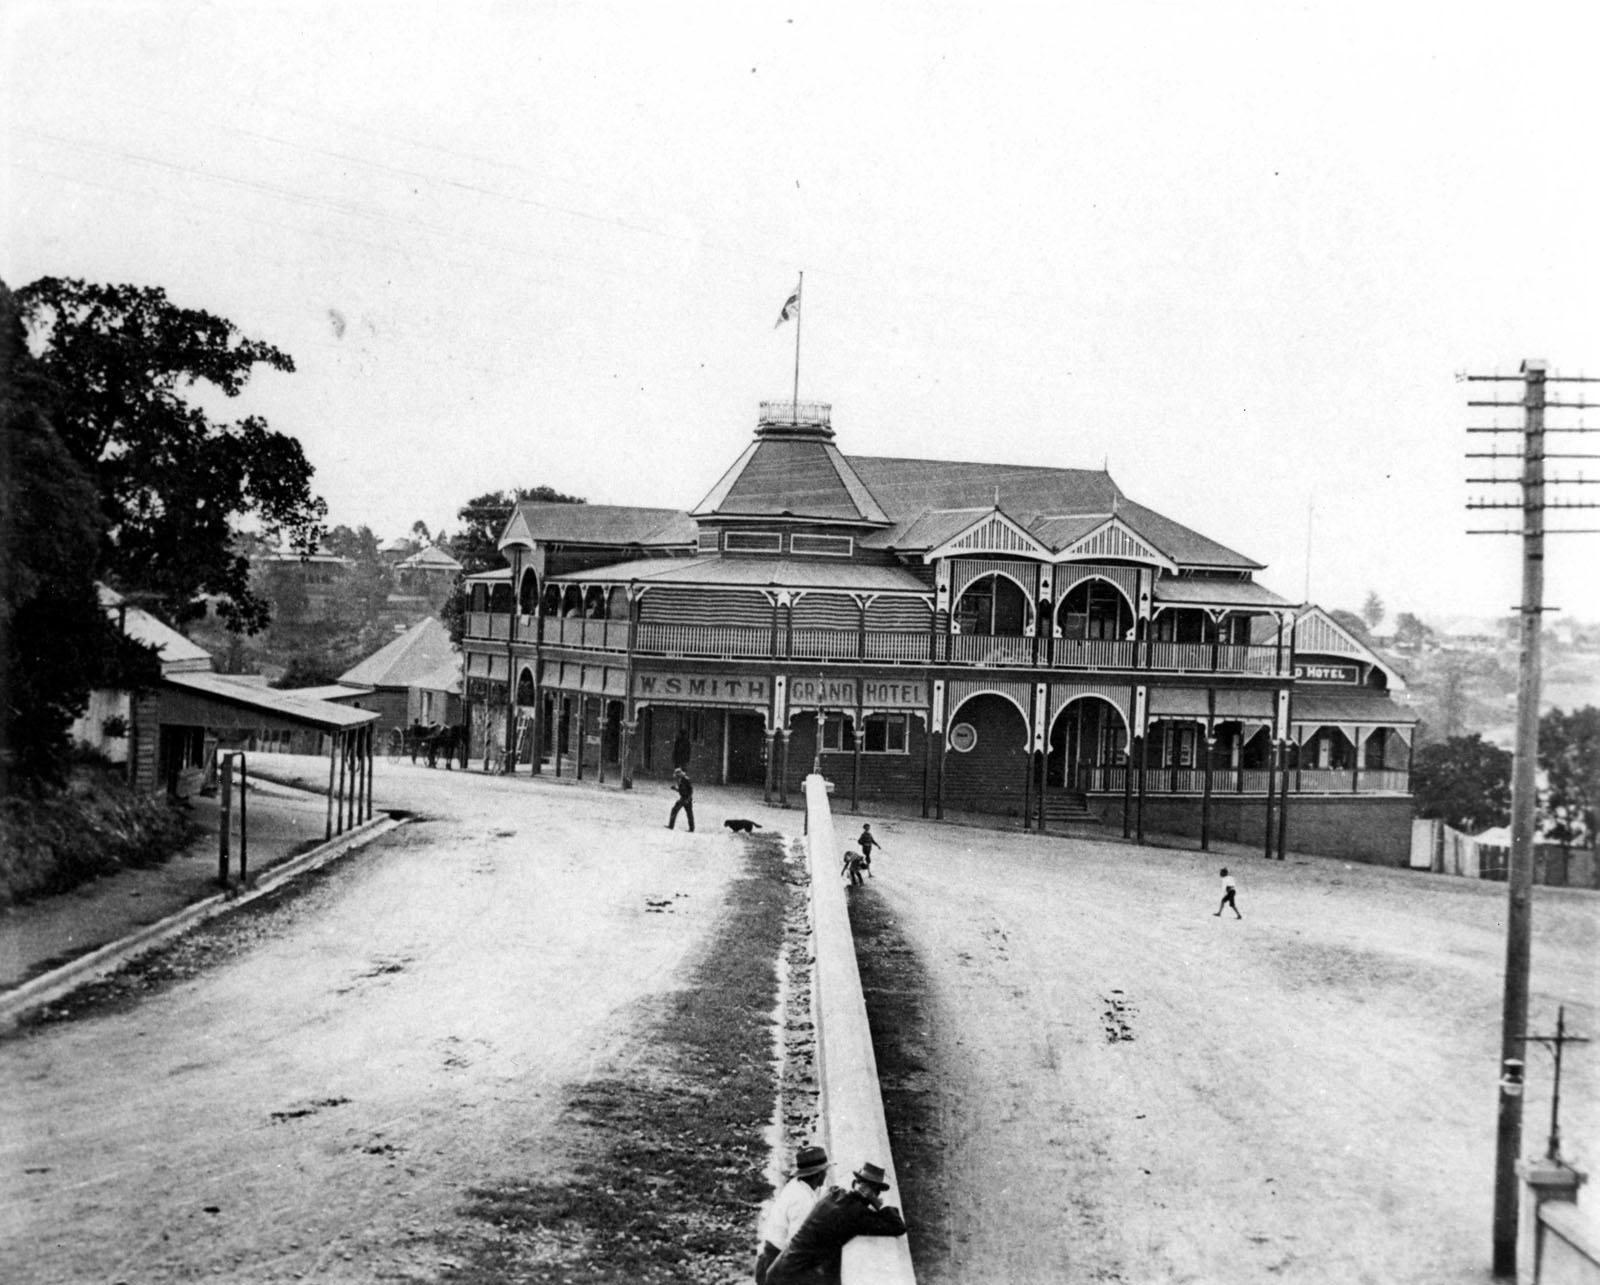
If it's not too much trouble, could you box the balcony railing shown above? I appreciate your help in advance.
[791,628,860,660]
[462,616,1291,677]
[545,617,629,651]
[634,622,771,658]
[1075,765,1409,796]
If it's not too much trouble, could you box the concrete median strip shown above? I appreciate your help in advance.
[0,815,404,1029]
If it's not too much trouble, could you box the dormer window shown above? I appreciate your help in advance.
[697,531,720,554]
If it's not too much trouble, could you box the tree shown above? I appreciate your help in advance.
[1328,608,1372,644]
[452,485,584,575]
[1540,706,1599,850]
[1361,590,1385,632]
[1411,734,1512,833]
[17,277,326,633]
[1,280,159,789]
[1393,611,1435,648]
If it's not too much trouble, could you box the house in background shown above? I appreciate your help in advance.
[71,585,213,767]
[75,586,378,797]
[337,616,461,739]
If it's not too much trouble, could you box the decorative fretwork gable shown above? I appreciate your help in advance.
[928,509,1050,560]
[1293,606,1408,692]
[1295,607,1370,660]
[1054,516,1176,571]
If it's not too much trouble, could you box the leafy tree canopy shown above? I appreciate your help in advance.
[1361,590,1385,631]
[1327,608,1372,644]
[1393,611,1435,648]
[2,280,160,789]
[17,276,326,633]
[1540,705,1599,849]
[1411,733,1512,834]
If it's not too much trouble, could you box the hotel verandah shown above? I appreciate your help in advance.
[459,400,1417,863]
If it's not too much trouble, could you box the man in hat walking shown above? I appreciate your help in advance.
[765,1160,907,1283]
[753,1145,829,1285]
[667,767,695,832]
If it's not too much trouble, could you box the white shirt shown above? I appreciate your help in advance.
[759,1176,821,1249]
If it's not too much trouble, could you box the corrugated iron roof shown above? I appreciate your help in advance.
[1113,500,1262,570]
[164,672,378,729]
[1153,577,1291,608]
[98,584,214,672]
[1293,690,1418,724]
[398,544,463,570]
[504,503,697,548]
[339,617,458,688]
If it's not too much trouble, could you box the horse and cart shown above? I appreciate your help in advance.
[387,721,465,769]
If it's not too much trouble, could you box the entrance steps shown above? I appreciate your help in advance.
[1042,792,1099,824]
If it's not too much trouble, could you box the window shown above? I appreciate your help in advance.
[821,713,856,751]
[724,531,783,553]
[863,713,909,753]
[791,534,853,557]
[697,531,720,553]
[822,712,909,753]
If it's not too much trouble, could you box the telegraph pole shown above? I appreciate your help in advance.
[1464,361,1600,1277]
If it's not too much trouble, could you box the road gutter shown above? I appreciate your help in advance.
[0,814,404,1029]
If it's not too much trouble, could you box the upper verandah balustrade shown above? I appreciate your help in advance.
[463,612,1289,675]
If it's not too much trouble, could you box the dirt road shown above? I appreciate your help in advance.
[0,762,778,1282]
[853,819,1598,1284]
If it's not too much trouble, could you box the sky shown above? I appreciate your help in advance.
[5,1,1599,627]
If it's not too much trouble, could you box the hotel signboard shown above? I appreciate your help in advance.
[633,672,770,706]
[1293,663,1360,684]
[788,676,928,710]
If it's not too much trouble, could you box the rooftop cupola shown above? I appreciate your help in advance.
[756,399,834,441]
[691,399,888,524]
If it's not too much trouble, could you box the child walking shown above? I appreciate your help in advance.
[1214,867,1241,919]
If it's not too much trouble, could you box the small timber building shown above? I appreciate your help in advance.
[461,401,1417,862]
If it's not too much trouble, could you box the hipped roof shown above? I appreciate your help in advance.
[501,503,697,550]
[339,617,458,688]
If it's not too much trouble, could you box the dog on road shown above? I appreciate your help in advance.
[723,818,762,834]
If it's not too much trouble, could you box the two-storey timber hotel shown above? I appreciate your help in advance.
[461,400,1416,862]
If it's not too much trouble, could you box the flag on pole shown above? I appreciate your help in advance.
[774,279,801,328]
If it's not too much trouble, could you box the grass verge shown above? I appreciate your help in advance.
[0,763,197,906]
[437,831,795,1285]
[848,884,946,1272]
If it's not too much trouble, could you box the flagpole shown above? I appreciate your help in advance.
[792,270,803,421]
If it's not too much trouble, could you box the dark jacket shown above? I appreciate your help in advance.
[765,1186,907,1283]
[675,774,694,801]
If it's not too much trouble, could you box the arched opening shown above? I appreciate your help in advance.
[518,568,539,614]
[489,582,514,614]
[584,586,607,618]
[1047,696,1129,790]
[515,667,536,707]
[1056,578,1133,640]
[469,582,489,613]
[953,573,1030,635]
[606,586,629,620]
[942,691,1031,815]
[560,586,584,617]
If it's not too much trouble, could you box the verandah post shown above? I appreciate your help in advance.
[325,733,336,840]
